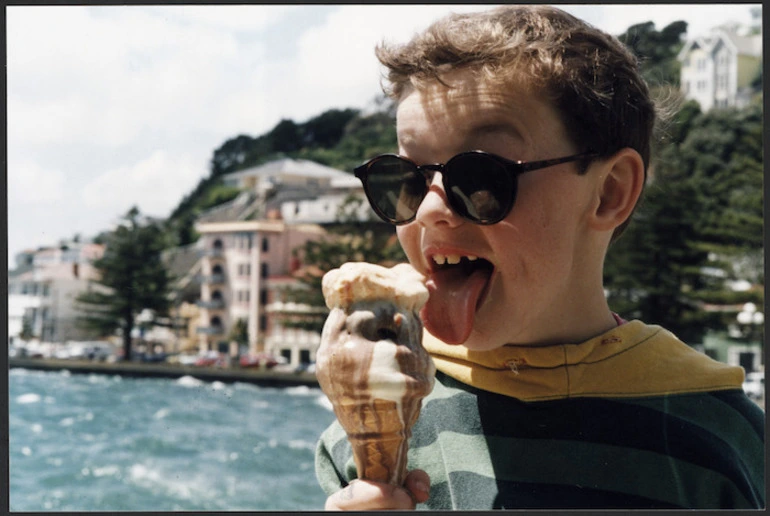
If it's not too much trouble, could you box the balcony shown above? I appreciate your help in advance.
[206,248,224,258]
[198,273,226,284]
[196,299,225,310]
[197,326,224,335]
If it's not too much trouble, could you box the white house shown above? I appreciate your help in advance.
[678,25,762,111]
[7,241,105,344]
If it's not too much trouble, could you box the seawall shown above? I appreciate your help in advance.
[9,357,319,388]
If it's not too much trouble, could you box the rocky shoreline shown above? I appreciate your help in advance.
[9,357,319,388]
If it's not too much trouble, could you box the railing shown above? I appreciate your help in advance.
[196,299,225,310]
[196,326,224,335]
[197,273,226,284]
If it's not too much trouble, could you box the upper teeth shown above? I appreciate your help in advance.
[432,254,478,265]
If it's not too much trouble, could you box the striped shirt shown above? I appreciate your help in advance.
[315,322,765,509]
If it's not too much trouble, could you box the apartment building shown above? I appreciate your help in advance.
[8,241,105,344]
[678,25,762,111]
[194,219,327,364]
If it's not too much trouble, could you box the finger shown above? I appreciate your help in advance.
[404,469,431,504]
[325,479,417,511]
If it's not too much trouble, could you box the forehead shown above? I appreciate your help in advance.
[395,70,567,157]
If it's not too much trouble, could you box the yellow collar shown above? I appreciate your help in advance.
[423,321,745,401]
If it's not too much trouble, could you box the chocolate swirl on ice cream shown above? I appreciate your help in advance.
[316,262,435,486]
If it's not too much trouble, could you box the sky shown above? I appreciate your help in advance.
[6,3,761,269]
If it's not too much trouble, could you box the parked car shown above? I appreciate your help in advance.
[58,341,116,361]
[194,351,228,368]
[239,353,279,369]
[743,371,764,399]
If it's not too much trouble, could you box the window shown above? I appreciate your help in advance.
[262,237,269,252]
[238,263,251,276]
[259,315,268,331]
[260,289,269,305]
[261,263,269,278]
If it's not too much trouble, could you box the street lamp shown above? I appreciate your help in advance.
[736,303,764,343]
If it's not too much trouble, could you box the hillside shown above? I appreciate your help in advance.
[163,100,397,247]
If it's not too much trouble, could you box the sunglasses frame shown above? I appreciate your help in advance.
[354,150,599,225]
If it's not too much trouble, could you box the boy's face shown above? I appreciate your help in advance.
[395,69,605,350]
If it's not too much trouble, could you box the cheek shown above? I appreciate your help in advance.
[396,226,421,263]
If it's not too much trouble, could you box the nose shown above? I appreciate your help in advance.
[414,171,463,228]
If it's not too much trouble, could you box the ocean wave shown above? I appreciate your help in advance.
[287,439,316,452]
[16,393,41,404]
[175,376,203,388]
[284,385,322,396]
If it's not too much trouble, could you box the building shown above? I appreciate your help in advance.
[7,241,105,344]
[194,219,328,363]
[678,25,762,111]
[184,157,381,365]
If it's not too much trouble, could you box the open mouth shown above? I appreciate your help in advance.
[423,253,494,344]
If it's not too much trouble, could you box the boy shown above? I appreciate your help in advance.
[315,5,764,510]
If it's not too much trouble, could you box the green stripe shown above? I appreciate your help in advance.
[616,394,764,483]
[409,432,755,508]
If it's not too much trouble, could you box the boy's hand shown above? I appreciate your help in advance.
[325,469,430,510]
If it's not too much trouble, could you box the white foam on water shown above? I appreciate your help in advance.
[211,381,226,390]
[46,457,63,467]
[59,417,75,427]
[21,447,32,456]
[287,440,315,452]
[285,385,316,396]
[129,463,209,501]
[16,393,41,404]
[153,408,170,420]
[315,395,333,412]
[92,465,121,478]
[252,400,269,409]
[176,375,203,388]
[59,370,71,377]
[31,423,43,433]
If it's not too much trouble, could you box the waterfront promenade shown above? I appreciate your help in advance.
[9,357,319,388]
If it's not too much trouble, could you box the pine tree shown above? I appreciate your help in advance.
[279,195,406,334]
[76,207,173,361]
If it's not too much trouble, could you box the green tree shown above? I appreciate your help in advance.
[605,101,763,344]
[76,207,173,361]
[279,195,406,334]
[618,20,688,87]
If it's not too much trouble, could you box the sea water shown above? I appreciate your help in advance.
[9,367,337,511]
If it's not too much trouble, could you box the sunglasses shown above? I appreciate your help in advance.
[354,150,598,225]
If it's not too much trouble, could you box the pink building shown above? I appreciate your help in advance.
[195,219,326,363]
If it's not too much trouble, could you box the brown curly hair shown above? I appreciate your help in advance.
[375,5,659,238]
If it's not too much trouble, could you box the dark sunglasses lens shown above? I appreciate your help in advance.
[445,154,513,223]
[365,156,426,223]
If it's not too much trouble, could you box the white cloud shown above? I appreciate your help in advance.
[272,5,491,122]
[7,5,265,147]
[563,4,758,37]
[7,159,66,203]
[81,149,207,218]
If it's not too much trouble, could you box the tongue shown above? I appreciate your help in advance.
[421,266,491,344]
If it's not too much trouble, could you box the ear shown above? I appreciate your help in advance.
[588,148,645,233]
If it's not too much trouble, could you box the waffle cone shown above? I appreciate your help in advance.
[333,397,421,486]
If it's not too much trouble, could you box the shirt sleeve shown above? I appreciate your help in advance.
[315,420,357,496]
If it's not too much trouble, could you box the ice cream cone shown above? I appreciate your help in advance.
[317,263,435,486]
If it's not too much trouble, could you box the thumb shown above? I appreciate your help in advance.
[404,469,431,504]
